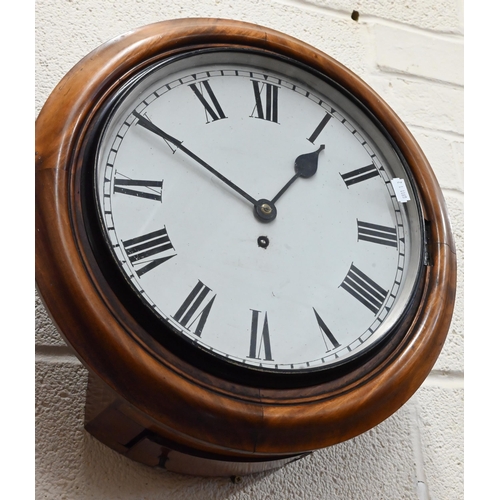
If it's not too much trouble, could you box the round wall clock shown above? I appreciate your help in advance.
[35,18,456,476]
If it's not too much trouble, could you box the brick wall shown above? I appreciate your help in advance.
[35,1,464,498]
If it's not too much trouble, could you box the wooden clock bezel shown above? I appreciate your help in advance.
[35,18,456,462]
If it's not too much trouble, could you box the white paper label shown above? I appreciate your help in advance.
[391,178,411,203]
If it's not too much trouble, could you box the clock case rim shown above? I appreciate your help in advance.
[35,18,457,458]
[83,46,427,387]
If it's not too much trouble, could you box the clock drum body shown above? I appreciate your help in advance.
[35,18,456,476]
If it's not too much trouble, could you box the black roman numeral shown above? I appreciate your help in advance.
[308,113,332,144]
[357,220,398,248]
[341,164,379,187]
[122,227,175,277]
[251,80,279,123]
[313,308,340,350]
[114,174,163,201]
[173,280,216,336]
[248,310,273,361]
[189,80,226,123]
[340,264,388,314]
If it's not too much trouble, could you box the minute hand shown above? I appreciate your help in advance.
[132,111,259,206]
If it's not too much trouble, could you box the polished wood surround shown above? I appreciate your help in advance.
[35,18,456,475]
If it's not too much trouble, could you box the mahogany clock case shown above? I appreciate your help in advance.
[80,45,426,389]
[35,18,456,461]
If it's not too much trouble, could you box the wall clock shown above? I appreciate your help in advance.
[35,18,456,477]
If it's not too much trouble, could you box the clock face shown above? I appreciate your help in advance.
[92,49,424,376]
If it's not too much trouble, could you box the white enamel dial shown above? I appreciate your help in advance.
[94,50,423,373]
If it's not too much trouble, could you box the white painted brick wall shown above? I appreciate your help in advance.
[371,24,463,85]
[35,1,464,498]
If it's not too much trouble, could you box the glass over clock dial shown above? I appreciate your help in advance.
[92,49,424,378]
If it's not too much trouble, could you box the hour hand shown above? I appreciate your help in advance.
[271,145,325,204]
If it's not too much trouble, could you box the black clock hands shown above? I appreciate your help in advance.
[251,145,325,223]
[271,145,325,204]
[133,111,324,223]
[133,111,259,208]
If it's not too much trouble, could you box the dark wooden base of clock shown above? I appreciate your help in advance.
[84,372,308,477]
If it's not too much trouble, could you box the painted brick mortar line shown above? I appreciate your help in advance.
[424,371,464,389]
[273,0,464,37]
[442,189,464,199]
[372,68,463,89]
[407,127,464,141]
[409,400,431,500]
[272,0,355,19]
[403,123,463,141]
[360,16,465,39]
[370,70,464,89]
[36,345,81,363]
